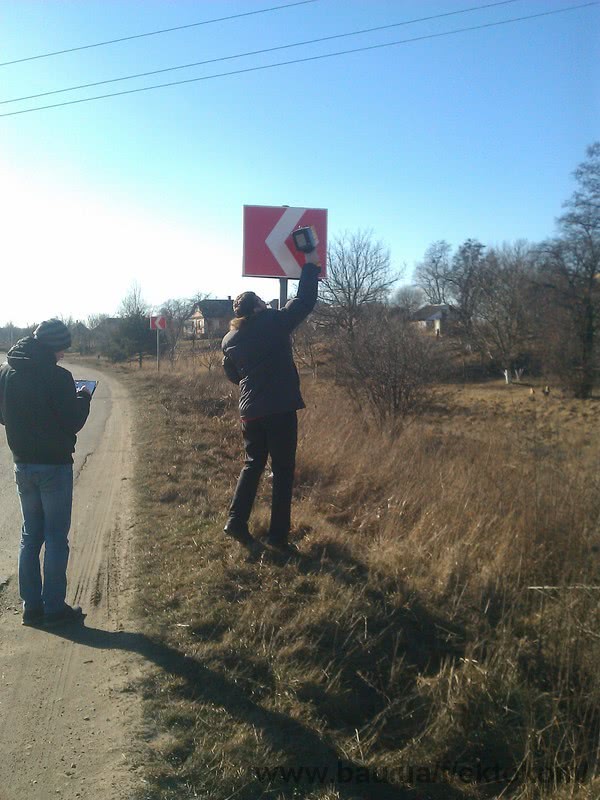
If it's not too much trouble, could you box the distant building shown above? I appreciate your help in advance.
[89,317,121,351]
[70,321,92,354]
[412,304,458,335]
[185,299,234,339]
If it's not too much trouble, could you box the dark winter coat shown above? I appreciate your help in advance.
[0,337,90,464]
[222,263,320,419]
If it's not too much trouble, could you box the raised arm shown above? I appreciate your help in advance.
[278,250,322,332]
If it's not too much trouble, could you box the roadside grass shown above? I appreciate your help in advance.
[121,360,599,800]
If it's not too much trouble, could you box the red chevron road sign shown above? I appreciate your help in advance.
[243,205,327,280]
[150,316,167,331]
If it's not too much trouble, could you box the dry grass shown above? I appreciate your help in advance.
[118,358,599,800]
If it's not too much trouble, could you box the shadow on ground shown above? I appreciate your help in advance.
[48,622,467,800]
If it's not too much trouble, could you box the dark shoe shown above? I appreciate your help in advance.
[224,519,255,547]
[22,607,45,627]
[266,535,299,554]
[44,604,86,628]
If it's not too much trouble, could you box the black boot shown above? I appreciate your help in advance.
[224,518,256,547]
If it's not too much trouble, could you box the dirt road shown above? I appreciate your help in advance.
[0,361,142,800]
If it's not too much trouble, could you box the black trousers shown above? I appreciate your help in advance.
[228,411,298,541]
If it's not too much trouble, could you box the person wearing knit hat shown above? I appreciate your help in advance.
[33,318,72,353]
[221,248,321,552]
[0,320,92,627]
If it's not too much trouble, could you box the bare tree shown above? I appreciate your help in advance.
[475,241,535,374]
[319,230,401,334]
[0,322,31,350]
[446,238,486,343]
[69,321,92,354]
[195,339,222,372]
[538,143,600,397]
[118,283,153,367]
[160,298,195,364]
[337,306,438,430]
[293,319,322,379]
[413,240,452,304]
[532,280,581,387]
[119,282,147,318]
[86,314,114,357]
[391,285,426,318]
[87,313,110,329]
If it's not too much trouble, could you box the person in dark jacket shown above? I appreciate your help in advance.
[0,319,91,627]
[222,250,321,550]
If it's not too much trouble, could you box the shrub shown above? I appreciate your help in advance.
[335,307,440,428]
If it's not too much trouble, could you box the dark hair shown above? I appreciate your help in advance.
[230,292,260,330]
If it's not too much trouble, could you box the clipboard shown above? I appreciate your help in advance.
[74,379,98,396]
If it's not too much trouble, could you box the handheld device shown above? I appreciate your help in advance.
[74,379,98,396]
[292,225,319,253]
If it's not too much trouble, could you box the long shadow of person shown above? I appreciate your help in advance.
[260,540,466,674]
[46,624,464,800]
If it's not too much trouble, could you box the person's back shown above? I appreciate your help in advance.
[0,319,91,628]
[221,255,320,550]
[0,336,87,464]
[222,306,306,420]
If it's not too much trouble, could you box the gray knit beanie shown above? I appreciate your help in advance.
[33,319,72,352]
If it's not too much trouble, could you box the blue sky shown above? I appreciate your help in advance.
[0,0,598,326]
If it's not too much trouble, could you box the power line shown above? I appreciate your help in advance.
[1,2,596,119]
[0,0,318,68]
[1,0,524,106]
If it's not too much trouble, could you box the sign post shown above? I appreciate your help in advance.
[150,316,167,370]
[279,278,288,309]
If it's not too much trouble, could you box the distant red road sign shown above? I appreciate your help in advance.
[243,205,327,280]
[150,316,167,331]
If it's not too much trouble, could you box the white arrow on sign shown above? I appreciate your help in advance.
[150,316,167,330]
[265,207,305,277]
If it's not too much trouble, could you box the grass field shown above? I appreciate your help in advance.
[118,359,599,800]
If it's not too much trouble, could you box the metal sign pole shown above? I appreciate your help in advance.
[279,278,288,309]
[156,328,160,371]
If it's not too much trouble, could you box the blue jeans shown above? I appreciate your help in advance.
[14,463,73,614]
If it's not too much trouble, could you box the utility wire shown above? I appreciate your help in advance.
[1,0,524,106]
[1,2,596,119]
[0,0,318,68]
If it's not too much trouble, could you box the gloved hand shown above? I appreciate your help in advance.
[304,248,321,270]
